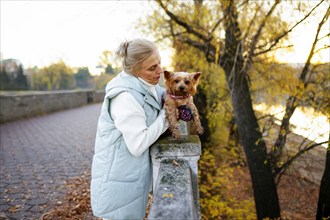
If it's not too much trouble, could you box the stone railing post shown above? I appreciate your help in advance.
[149,122,201,219]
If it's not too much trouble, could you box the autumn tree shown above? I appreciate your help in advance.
[0,64,10,90]
[15,65,28,90]
[34,60,75,90]
[99,50,116,75]
[142,0,328,218]
[74,67,93,89]
[0,59,28,90]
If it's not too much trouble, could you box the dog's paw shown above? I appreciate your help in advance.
[172,131,181,140]
[196,126,204,135]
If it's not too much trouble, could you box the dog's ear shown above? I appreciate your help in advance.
[192,72,202,82]
[164,70,173,80]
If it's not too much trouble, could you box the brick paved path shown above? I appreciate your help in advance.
[0,103,102,219]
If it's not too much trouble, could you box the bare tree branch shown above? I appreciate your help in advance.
[210,18,223,35]
[238,0,250,9]
[314,45,330,55]
[248,0,280,60]
[178,36,207,51]
[318,32,330,41]
[275,140,329,184]
[254,44,294,56]
[243,2,263,43]
[156,0,211,42]
[177,36,216,62]
[255,0,325,57]
[300,5,329,84]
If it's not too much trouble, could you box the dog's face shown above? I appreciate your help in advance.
[164,71,201,96]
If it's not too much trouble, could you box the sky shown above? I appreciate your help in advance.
[0,1,172,74]
[1,1,329,75]
[273,2,330,65]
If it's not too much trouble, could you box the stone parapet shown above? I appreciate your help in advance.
[0,90,105,123]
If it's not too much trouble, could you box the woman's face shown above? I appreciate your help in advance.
[135,50,162,85]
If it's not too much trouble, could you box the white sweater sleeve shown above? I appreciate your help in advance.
[110,92,169,157]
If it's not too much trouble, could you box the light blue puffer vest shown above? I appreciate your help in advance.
[91,71,164,219]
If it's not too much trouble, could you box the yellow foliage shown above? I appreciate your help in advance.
[199,149,256,219]
[250,62,329,117]
[33,60,75,90]
[92,74,115,91]
[249,63,301,105]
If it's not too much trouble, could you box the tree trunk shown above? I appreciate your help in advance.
[194,87,211,143]
[220,1,280,219]
[270,96,297,173]
[317,138,330,219]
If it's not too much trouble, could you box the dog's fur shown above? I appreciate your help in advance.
[163,70,204,139]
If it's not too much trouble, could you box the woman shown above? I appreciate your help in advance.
[90,38,169,219]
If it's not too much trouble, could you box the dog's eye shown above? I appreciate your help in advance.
[185,81,190,85]
[175,79,179,83]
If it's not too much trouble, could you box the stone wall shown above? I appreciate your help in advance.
[0,90,105,123]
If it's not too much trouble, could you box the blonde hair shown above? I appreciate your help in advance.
[115,39,158,74]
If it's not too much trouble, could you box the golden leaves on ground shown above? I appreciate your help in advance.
[40,173,98,220]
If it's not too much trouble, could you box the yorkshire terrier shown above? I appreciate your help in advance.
[163,70,204,139]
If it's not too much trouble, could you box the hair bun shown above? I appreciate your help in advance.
[123,41,130,57]
[115,40,130,59]
[123,41,129,49]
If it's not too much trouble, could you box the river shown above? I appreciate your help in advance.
[253,103,329,148]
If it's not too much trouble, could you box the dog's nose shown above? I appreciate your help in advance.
[179,86,185,91]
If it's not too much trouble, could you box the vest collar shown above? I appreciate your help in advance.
[106,71,163,110]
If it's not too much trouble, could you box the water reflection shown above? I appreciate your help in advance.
[254,103,329,148]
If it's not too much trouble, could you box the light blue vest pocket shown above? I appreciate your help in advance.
[107,140,144,182]
[97,180,144,215]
